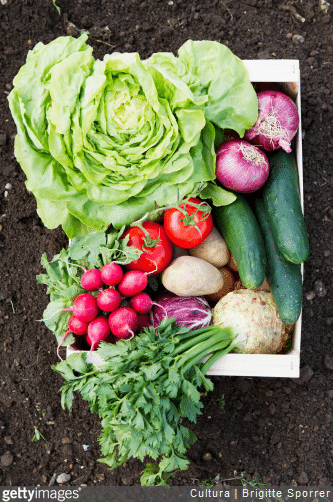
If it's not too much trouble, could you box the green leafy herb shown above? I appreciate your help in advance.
[52,318,236,485]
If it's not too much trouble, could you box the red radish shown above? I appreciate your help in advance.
[129,292,153,314]
[108,307,139,339]
[244,90,299,152]
[100,262,124,286]
[40,293,99,323]
[57,315,89,359]
[67,315,89,335]
[58,260,103,291]
[70,293,99,322]
[215,139,269,193]
[80,268,103,291]
[97,288,122,312]
[118,270,148,297]
[86,316,111,351]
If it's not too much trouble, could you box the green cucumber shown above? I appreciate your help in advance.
[254,197,302,325]
[262,150,309,264]
[213,195,266,289]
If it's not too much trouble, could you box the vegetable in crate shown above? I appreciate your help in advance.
[36,229,142,350]
[244,90,299,152]
[262,149,309,264]
[213,194,267,289]
[122,222,173,275]
[161,256,224,297]
[8,36,258,237]
[164,198,213,249]
[215,139,269,193]
[151,292,212,331]
[212,289,290,354]
[254,198,303,325]
[189,226,230,268]
[205,267,236,303]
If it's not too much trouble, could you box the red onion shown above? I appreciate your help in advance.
[215,139,269,193]
[244,90,299,152]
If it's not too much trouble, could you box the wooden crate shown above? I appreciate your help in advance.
[206,59,302,378]
[68,59,303,378]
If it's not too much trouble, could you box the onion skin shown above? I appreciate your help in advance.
[244,90,299,152]
[215,139,269,193]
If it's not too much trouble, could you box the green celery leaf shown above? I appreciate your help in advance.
[66,352,88,374]
[180,393,203,423]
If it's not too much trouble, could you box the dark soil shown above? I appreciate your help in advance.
[1,0,333,488]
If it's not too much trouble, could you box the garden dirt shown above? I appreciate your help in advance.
[0,0,333,488]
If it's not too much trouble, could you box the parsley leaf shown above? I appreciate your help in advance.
[52,317,235,486]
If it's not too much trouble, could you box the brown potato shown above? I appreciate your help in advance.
[161,256,224,297]
[189,226,230,268]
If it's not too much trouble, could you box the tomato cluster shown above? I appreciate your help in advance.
[121,198,214,273]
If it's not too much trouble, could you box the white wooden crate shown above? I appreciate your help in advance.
[68,59,303,378]
[206,59,302,378]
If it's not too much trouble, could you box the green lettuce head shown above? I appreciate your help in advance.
[8,35,257,238]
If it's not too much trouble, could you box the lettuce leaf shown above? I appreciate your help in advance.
[8,35,257,237]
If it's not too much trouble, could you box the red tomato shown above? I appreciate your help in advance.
[122,222,173,275]
[164,197,213,249]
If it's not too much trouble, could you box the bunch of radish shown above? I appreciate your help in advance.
[57,262,156,357]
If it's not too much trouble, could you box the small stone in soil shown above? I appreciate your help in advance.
[48,473,57,486]
[324,355,333,371]
[305,291,315,301]
[56,473,71,484]
[1,452,14,467]
[202,452,213,461]
[292,34,305,43]
[314,280,327,297]
[298,471,309,484]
